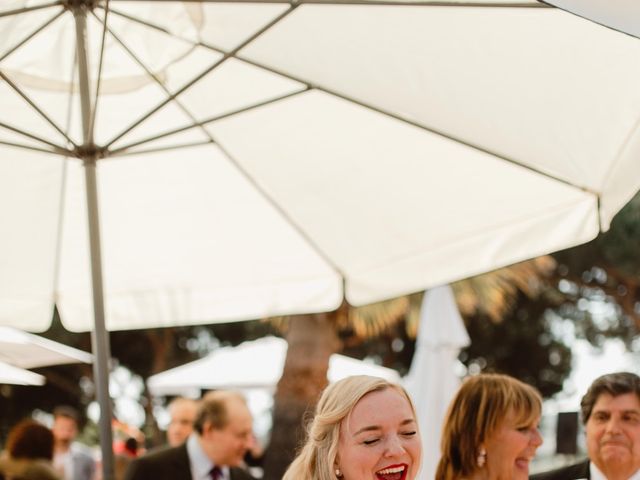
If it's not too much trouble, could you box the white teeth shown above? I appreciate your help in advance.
[377,466,405,475]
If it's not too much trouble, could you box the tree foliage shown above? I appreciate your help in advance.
[460,291,572,398]
[550,192,640,344]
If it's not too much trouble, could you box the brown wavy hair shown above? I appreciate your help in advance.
[6,419,55,461]
[435,373,541,480]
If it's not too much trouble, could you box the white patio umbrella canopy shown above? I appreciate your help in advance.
[403,285,470,480]
[2,2,640,478]
[147,336,400,397]
[0,360,46,386]
[0,325,92,369]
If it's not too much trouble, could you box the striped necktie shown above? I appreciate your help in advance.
[210,466,222,480]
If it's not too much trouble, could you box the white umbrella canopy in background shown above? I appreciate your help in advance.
[147,336,401,447]
[0,325,92,369]
[0,325,90,386]
[147,335,400,397]
[0,360,46,386]
[2,1,640,478]
[403,285,470,480]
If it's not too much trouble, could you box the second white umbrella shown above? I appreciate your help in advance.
[0,326,92,369]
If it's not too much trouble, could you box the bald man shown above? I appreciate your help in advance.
[167,397,199,447]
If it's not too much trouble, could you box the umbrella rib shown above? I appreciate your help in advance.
[88,0,111,143]
[0,139,71,157]
[108,88,308,156]
[214,139,348,279]
[105,7,230,58]
[300,0,548,5]
[51,45,80,300]
[0,9,66,63]
[104,2,546,58]
[100,6,174,37]
[0,71,77,148]
[319,88,582,190]
[102,4,299,150]
[109,0,548,6]
[108,140,216,158]
[0,1,63,18]
[224,52,588,194]
[92,11,219,147]
[0,120,71,153]
[323,89,597,194]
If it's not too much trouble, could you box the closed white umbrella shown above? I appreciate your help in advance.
[147,336,400,396]
[403,285,470,480]
[0,325,92,369]
[0,360,45,386]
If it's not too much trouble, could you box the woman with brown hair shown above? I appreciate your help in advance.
[436,373,543,480]
[0,419,62,480]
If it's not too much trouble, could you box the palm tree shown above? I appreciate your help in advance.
[261,255,556,480]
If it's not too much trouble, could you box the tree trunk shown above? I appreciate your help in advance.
[262,312,340,480]
[144,330,174,446]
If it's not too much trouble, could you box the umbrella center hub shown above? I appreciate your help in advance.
[63,0,99,10]
[74,143,106,162]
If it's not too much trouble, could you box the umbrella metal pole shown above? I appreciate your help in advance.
[73,5,115,480]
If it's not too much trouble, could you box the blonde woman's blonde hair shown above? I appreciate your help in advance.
[283,375,417,480]
[435,373,542,480]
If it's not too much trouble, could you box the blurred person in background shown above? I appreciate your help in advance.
[532,372,640,480]
[167,397,199,447]
[436,373,543,480]
[282,375,422,480]
[125,390,256,480]
[0,419,62,480]
[114,438,139,480]
[51,407,95,480]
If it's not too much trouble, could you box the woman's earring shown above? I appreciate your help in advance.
[335,468,343,478]
[477,447,487,468]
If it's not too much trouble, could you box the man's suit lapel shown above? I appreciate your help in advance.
[167,443,191,480]
[229,467,251,480]
[570,459,591,480]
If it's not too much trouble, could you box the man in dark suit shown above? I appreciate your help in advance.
[125,391,256,480]
[532,372,640,480]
